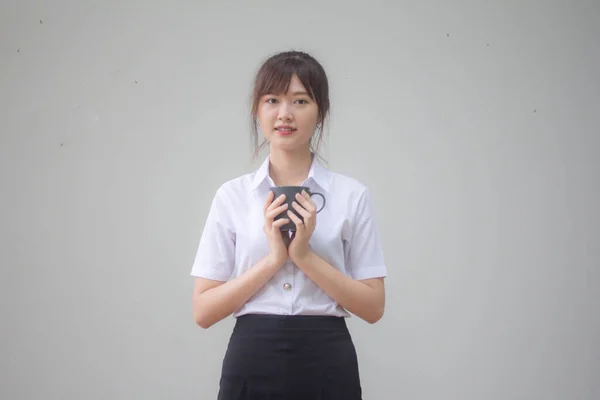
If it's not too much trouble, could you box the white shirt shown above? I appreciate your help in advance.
[190,155,388,318]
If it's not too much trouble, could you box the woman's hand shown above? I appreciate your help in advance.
[287,190,317,263]
[264,191,291,267]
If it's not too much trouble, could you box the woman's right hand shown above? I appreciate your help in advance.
[263,191,290,267]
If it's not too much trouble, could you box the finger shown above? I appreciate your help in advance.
[295,192,316,213]
[267,194,286,212]
[287,209,303,229]
[272,218,290,229]
[266,203,288,220]
[291,201,311,219]
[264,190,274,214]
[264,192,285,216]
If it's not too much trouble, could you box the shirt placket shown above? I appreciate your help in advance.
[281,258,295,315]
[267,176,303,315]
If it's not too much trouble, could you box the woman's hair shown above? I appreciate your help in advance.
[250,50,330,159]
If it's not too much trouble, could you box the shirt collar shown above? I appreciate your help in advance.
[250,153,332,192]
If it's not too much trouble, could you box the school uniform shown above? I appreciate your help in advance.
[191,154,388,400]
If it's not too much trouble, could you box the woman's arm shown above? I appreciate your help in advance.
[192,256,282,329]
[286,190,386,324]
[294,251,385,324]
[192,192,292,329]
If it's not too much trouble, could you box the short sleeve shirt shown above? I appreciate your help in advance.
[190,155,387,318]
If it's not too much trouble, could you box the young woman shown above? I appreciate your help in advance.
[191,50,387,400]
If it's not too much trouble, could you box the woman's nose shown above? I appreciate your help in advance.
[277,102,293,120]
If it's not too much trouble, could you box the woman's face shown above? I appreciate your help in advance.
[257,74,319,153]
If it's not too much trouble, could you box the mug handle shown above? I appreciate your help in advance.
[309,192,326,213]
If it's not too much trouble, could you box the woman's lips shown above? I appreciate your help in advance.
[275,127,296,136]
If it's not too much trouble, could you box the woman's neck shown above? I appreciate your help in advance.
[268,148,313,186]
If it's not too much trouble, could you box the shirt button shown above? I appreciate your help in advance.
[283,283,292,291]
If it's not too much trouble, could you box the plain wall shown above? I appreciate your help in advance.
[1,1,599,399]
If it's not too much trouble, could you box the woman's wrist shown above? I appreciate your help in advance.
[265,253,287,270]
[291,250,315,269]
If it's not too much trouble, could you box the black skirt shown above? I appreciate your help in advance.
[217,314,362,400]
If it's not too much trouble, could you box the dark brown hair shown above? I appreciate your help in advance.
[250,51,330,159]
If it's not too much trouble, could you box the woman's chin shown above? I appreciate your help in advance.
[267,137,311,153]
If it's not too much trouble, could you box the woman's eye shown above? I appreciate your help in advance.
[266,98,278,104]
[295,99,308,104]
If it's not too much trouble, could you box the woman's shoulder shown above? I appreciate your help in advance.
[327,169,371,199]
[212,172,254,198]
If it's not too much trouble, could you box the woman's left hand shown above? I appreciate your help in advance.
[287,190,317,263]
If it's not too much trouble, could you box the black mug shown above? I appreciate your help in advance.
[270,186,326,231]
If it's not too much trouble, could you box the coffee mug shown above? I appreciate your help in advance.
[270,186,326,231]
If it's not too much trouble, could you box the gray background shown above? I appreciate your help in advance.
[1,1,599,399]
